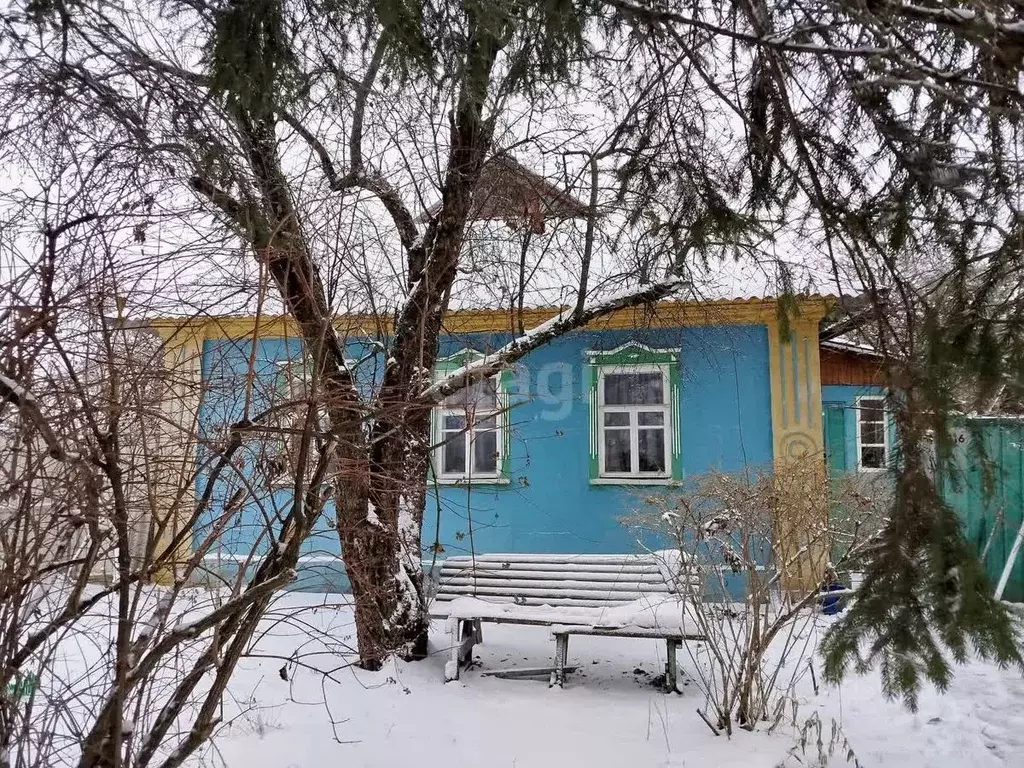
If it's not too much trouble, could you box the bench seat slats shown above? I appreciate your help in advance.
[432,595,639,609]
[437,577,673,593]
[441,554,671,566]
[433,553,698,608]
[435,584,670,601]
[439,565,667,580]
[441,564,664,576]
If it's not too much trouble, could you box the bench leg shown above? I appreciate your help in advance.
[549,633,569,689]
[473,619,483,645]
[460,618,477,663]
[665,639,679,694]
[444,618,462,682]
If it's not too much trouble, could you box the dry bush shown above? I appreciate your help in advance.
[632,463,886,735]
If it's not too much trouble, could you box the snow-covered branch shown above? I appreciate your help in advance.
[421,276,691,403]
[896,4,1024,41]
[608,0,892,58]
[0,372,65,459]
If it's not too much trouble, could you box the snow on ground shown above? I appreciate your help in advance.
[201,593,1024,768]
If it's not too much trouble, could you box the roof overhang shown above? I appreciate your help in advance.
[147,295,835,342]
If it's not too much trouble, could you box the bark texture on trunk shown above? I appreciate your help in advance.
[360,17,503,662]
[230,112,418,669]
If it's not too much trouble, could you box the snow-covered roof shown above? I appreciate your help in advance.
[820,336,882,358]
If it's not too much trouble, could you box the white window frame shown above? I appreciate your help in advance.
[432,375,507,485]
[855,394,890,472]
[597,363,672,480]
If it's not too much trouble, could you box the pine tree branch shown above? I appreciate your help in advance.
[609,0,1024,75]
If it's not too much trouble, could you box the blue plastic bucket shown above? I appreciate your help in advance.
[821,583,847,615]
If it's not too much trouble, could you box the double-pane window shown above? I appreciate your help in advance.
[857,396,888,470]
[437,378,501,479]
[599,369,670,477]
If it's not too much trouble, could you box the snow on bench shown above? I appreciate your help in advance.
[429,552,704,690]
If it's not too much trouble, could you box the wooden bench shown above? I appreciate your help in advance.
[429,553,704,690]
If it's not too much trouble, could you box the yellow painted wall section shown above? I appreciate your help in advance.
[151,324,205,584]
[767,312,829,593]
[148,297,833,340]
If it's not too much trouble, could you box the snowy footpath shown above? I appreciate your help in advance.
[203,593,1024,768]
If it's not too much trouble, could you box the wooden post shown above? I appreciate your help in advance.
[549,633,569,688]
[445,617,462,681]
[149,321,205,585]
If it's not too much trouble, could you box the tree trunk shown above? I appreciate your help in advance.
[216,21,502,668]
[360,17,503,661]
[226,112,415,669]
[333,445,429,667]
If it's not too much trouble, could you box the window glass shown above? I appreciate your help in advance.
[442,435,466,474]
[859,401,884,423]
[860,421,885,445]
[603,372,664,405]
[473,425,498,473]
[603,429,631,473]
[638,428,666,472]
[603,412,630,427]
[443,414,466,432]
[861,446,885,468]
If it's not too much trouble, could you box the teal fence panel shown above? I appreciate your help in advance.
[939,418,1024,603]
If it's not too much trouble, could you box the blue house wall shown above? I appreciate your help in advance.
[193,323,775,591]
[429,325,774,558]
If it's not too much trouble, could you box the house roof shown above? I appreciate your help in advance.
[420,154,590,234]
[820,336,883,359]
[147,295,835,341]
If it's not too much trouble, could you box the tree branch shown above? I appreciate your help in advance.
[285,36,421,255]
[349,34,387,177]
[188,177,253,233]
[422,276,692,402]
[609,0,1024,60]
[0,373,65,459]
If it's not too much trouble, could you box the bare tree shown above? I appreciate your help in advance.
[0,0,699,669]
[1,0,1021,703]
[0,153,356,766]
[634,463,885,733]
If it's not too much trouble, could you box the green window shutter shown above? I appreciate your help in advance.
[824,403,847,475]
[587,363,599,480]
